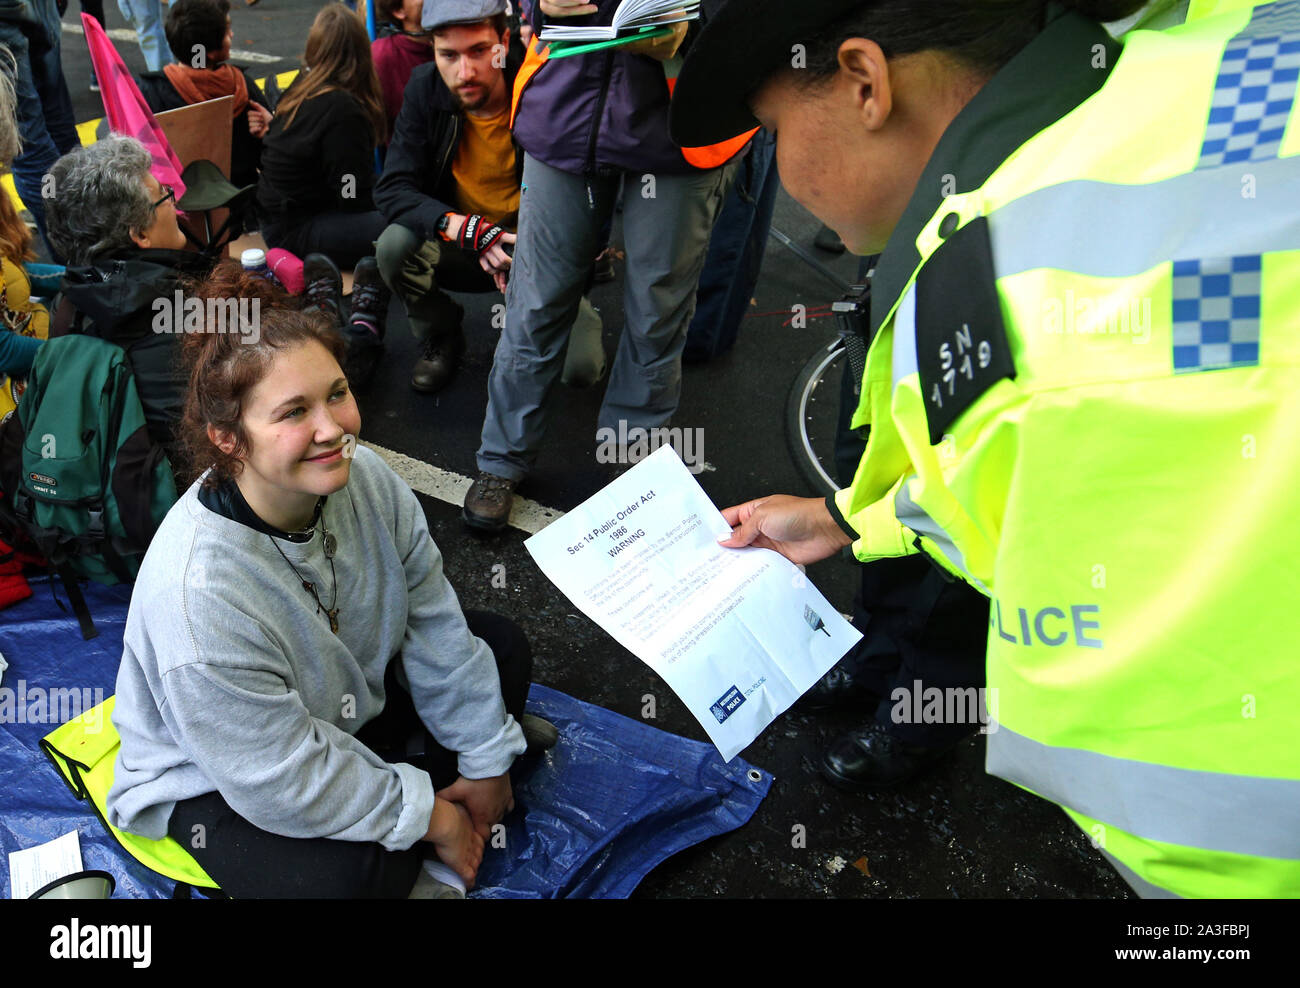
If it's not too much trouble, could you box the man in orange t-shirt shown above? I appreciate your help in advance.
[373,0,522,395]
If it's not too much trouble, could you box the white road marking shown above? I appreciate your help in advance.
[61,22,282,64]
[362,441,565,536]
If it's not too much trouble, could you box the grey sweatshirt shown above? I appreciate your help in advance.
[106,445,526,851]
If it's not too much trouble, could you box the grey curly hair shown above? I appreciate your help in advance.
[46,136,158,265]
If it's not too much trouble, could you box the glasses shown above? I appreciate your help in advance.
[151,184,175,211]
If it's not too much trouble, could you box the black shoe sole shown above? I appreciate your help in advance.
[462,507,510,534]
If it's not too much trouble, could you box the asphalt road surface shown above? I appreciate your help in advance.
[48,2,1131,899]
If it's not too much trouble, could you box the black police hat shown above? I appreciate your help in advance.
[670,0,866,148]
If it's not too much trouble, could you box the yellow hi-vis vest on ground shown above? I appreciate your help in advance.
[834,2,1300,897]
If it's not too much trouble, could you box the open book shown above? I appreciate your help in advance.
[540,0,700,41]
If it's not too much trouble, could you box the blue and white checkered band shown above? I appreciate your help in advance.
[1172,256,1261,372]
[1175,0,1300,374]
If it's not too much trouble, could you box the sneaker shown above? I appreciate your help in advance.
[410,324,465,394]
[520,714,558,753]
[302,253,343,322]
[463,471,516,533]
[348,256,391,339]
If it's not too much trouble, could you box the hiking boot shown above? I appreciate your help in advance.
[302,253,343,322]
[411,324,465,394]
[348,256,391,338]
[463,471,516,533]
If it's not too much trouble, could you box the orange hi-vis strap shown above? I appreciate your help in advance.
[663,74,758,168]
[510,36,551,130]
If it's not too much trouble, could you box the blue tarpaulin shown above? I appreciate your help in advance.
[0,577,771,899]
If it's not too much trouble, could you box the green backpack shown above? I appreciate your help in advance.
[0,334,177,637]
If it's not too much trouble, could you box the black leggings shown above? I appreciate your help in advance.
[261,209,388,271]
[167,611,532,898]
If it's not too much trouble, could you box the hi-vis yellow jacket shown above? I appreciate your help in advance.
[832,2,1300,897]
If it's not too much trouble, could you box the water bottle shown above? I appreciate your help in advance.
[240,248,281,289]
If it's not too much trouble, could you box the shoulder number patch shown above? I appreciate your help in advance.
[914,215,1016,445]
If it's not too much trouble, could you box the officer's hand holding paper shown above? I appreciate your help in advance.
[525,445,861,760]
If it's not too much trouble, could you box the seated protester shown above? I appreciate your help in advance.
[256,3,388,269]
[45,136,212,461]
[371,0,435,138]
[371,0,523,394]
[136,0,271,189]
[0,187,49,394]
[105,304,550,898]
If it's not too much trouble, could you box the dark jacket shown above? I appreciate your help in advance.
[373,38,525,242]
[256,86,379,230]
[136,68,268,189]
[60,247,214,456]
[512,0,708,176]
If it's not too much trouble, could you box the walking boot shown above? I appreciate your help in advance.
[463,471,517,533]
[302,253,343,322]
[410,323,466,394]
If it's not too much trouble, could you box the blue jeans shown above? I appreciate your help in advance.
[0,1,81,256]
[116,0,169,72]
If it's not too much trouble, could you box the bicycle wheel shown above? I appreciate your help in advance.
[785,336,846,498]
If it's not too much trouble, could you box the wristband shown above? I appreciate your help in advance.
[457,213,506,256]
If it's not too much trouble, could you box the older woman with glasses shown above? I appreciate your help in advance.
[45,135,215,464]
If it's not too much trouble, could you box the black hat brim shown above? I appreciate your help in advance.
[670,0,867,148]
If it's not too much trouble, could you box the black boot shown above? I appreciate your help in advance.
[821,721,963,791]
[345,257,389,388]
[411,323,465,394]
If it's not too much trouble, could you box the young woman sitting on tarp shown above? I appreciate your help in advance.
[104,286,552,898]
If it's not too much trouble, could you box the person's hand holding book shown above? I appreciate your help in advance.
[540,0,598,17]
[621,18,687,60]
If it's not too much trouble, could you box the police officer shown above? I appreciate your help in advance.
[671,0,1300,897]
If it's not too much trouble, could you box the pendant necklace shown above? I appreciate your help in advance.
[270,501,340,634]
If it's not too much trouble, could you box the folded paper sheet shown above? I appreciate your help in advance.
[526,445,861,761]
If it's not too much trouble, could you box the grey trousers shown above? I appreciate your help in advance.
[476,153,734,481]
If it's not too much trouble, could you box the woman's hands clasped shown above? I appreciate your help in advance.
[422,773,515,888]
